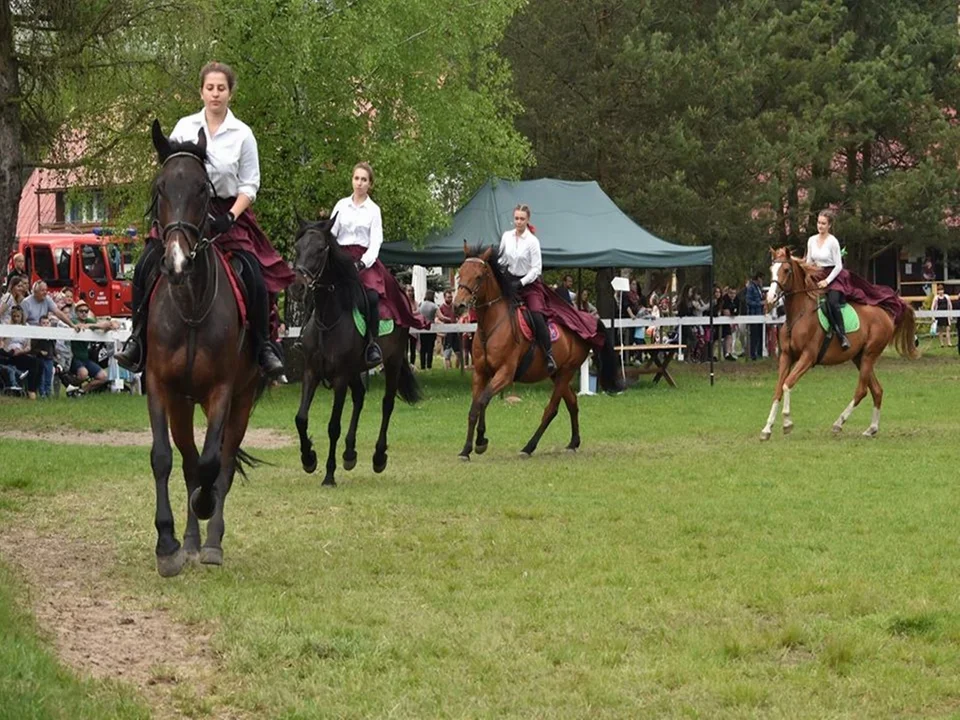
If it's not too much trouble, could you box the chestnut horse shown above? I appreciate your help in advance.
[454,245,622,459]
[760,247,917,440]
[146,120,264,577]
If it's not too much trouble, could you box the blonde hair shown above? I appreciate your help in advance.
[514,204,531,218]
[818,209,836,229]
[200,62,237,91]
[353,162,374,185]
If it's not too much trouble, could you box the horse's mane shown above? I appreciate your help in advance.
[464,243,519,303]
[786,255,820,294]
[296,220,364,308]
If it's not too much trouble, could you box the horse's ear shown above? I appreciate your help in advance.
[326,211,338,232]
[294,210,307,232]
[463,241,470,258]
[480,246,494,262]
[195,128,207,153]
[151,119,171,161]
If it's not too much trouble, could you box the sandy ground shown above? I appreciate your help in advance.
[0,428,294,449]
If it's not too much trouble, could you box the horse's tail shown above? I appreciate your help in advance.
[234,448,271,482]
[893,304,920,359]
[595,319,624,393]
[397,355,422,404]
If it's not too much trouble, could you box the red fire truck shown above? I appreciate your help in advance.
[14,228,136,317]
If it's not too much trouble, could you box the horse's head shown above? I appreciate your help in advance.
[292,214,343,291]
[767,246,813,308]
[454,243,499,314]
[151,119,213,284]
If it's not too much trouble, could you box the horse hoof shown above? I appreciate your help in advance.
[566,447,578,454]
[519,451,532,459]
[458,454,470,462]
[322,477,337,487]
[302,451,318,474]
[759,430,771,442]
[189,487,217,521]
[783,422,793,435]
[343,453,357,471]
[156,549,185,578]
[862,428,878,438]
[200,547,223,566]
[832,424,843,435]
[475,442,489,455]
[373,457,387,474]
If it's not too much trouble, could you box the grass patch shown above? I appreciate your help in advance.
[4,356,960,716]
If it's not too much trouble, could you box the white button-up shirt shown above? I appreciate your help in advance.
[170,109,260,202]
[331,195,384,269]
[804,234,843,285]
[498,228,542,286]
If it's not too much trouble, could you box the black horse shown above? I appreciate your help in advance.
[145,120,264,577]
[292,218,420,486]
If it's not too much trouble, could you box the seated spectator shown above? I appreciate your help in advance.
[20,280,78,329]
[70,300,117,395]
[0,305,39,399]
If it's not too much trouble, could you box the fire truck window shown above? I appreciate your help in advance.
[32,247,56,283]
[55,248,71,281]
[81,245,107,285]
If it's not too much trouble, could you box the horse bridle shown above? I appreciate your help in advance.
[458,257,502,310]
[152,151,218,264]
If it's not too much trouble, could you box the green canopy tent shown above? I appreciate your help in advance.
[379,178,713,268]
[379,177,717,386]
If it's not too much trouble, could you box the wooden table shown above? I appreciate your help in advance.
[614,343,684,388]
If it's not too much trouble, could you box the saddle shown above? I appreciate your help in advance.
[816,297,860,334]
[516,308,560,343]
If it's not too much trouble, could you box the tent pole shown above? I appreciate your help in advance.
[577,268,582,303]
[709,263,715,387]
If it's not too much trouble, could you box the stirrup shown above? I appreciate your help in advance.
[545,351,558,374]
[115,337,144,373]
[259,346,284,376]
[365,342,383,365]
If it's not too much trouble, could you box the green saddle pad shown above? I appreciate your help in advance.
[353,308,394,337]
[817,302,860,334]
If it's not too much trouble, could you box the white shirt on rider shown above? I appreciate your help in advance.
[170,109,260,202]
[804,234,843,285]
[498,229,542,286]
[330,195,384,270]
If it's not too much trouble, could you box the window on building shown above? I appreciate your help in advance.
[65,191,107,225]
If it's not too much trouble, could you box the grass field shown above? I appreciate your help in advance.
[2,348,960,719]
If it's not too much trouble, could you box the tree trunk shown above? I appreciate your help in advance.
[0,0,23,266]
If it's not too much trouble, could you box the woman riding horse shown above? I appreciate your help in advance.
[330,162,428,365]
[117,61,294,376]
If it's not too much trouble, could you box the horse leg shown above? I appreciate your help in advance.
[561,379,581,452]
[761,346,792,440]
[520,369,572,457]
[190,385,231,521]
[832,357,872,435]
[372,357,400,474]
[167,399,200,563]
[323,378,349,486]
[296,367,320,474]
[342,374,366,471]
[148,388,185,578]
[203,381,257,566]
[459,366,512,460]
[761,353,814,441]
[862,362,883,438]
[475,404,489,454]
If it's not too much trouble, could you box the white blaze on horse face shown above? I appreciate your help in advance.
[169,240,187,274]
[766,263,782,305]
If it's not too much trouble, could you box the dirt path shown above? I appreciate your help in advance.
[0,427,293,449]
[0,523,243,719]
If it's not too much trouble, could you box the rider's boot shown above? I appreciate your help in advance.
[116,240,162,372]
[236,251,284,376]
[532,311,557,374]
[363,288,383,365]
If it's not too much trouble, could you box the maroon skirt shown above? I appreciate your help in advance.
[821,267,907,324]
[519,278,605,348]
[340,244,429,330]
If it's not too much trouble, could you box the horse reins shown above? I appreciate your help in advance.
[459,257,518,350]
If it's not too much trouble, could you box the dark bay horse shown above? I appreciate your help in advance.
[146,120,264,577]
[292,218,420,486]
[761,247,918,440]
[453,244,622,460]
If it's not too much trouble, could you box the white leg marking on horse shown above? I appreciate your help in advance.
[782,386,793,432]
[761,400,780,440]
[834,400,856,432]
[863,406,881,437]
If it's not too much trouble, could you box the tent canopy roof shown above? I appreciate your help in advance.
[379,178,712,268]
